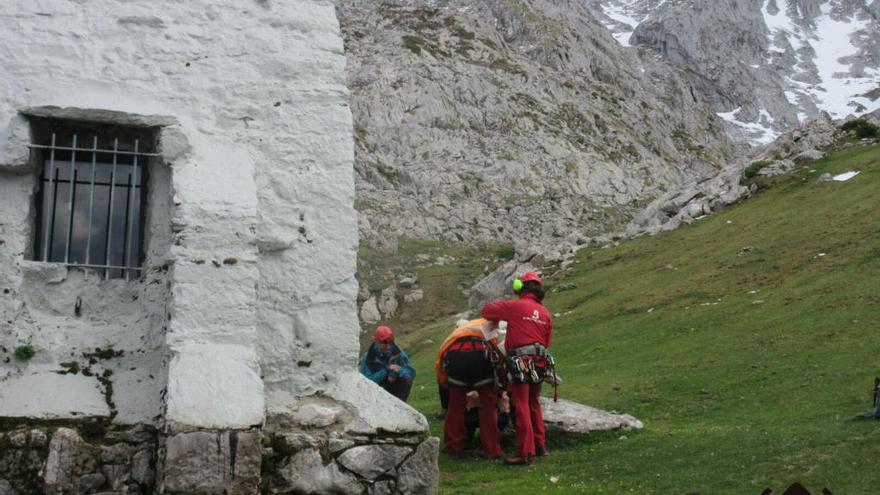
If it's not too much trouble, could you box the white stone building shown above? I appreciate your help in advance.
[0,1,436,493]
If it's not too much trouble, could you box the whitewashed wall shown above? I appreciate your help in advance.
[0,0,368,430]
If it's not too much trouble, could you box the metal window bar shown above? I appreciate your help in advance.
[47,167,61,262]
[28,143,160,157]
[41,133,56,262]
[125,140,139,281]
[29,132,156,279]
[64,134,77,264]
[120,169,132,280]
[85,136,98,265]
[104,138,119,280]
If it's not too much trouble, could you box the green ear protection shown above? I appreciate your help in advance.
[512,278,523,293]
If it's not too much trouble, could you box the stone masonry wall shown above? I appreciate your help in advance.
[0,422,158,495]
[0,419,437,495]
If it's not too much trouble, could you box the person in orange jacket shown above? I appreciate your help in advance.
[481,271,552,465]
[435,319,503,459]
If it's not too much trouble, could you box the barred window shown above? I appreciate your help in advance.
[28,121,159,280]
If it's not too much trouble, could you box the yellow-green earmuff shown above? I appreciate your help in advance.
[512,278,523,293]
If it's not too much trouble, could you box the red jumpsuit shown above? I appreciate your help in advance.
[482,293,553,458]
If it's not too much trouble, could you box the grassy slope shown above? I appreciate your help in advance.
[357,239,514,349]
[397,143,880,494]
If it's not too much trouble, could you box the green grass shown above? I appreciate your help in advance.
[357,238,512,348]
[397,144,880,494]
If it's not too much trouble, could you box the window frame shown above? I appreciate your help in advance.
[27,119,161,280]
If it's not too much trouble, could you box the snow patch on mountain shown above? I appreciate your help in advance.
[596,0,880,146]
[761,0,880,119]
[598,0,641,45]
[832,171,860,181]
[717,107,781,145]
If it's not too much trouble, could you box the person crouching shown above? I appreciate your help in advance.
[436,319,503,460]
[359,326,415,402]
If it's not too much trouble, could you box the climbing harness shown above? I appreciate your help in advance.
[507,343,547,385]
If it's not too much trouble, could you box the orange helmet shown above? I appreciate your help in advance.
[374,326,394,342]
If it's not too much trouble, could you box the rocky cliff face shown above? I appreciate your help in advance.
[627,109,880,237]
[338,0,735,258]
[592,0,880,145]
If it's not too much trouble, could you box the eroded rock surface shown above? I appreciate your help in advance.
[540,397,644,433]
[339,0,734,258]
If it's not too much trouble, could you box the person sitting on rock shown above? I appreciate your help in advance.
[359,326,416,402]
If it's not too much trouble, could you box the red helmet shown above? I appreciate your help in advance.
[519,271,542,285]
[374,326,394,343]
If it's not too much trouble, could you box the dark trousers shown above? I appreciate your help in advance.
[508,382,545,457]
[381,374,413,402]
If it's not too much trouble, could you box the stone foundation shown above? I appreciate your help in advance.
[0,421,157,495]
[260,418,438,495]
[0,419,438,495]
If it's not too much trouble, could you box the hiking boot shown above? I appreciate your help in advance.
[503,455,534,466]
[536,444,549,457]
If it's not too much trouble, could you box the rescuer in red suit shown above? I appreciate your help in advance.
[435,319,503,459]
[481,271,552,465]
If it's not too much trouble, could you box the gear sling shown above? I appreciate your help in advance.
[507,343,559,401]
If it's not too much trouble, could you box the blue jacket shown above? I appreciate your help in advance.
[359,343,416,384]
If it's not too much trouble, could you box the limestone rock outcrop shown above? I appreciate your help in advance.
[626,110,879,235]
[339,0,735,258]
[594,0,880,145]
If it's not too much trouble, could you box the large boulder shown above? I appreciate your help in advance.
[541,397,643,433]
[360,296,381,324]
[378,286,399,319]
[468,260,537,310]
